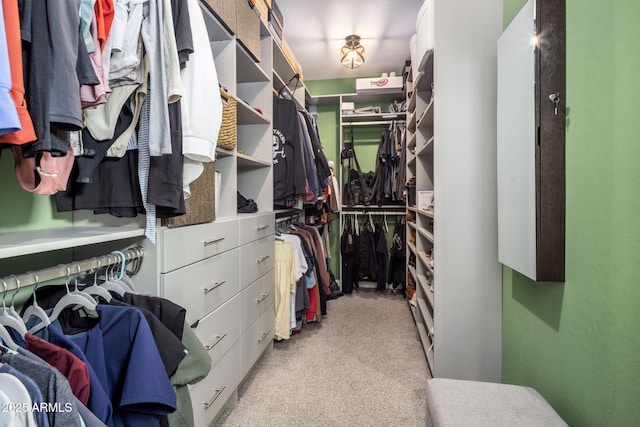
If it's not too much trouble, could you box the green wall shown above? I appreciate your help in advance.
[0,152,73,302]
[502,1,640,426]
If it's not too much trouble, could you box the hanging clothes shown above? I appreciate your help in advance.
[357,219,377,282]
[274,240,296,341]
[374,222,388,291]
[340,216,359,294]
[388,217,406,291]
[273,96,307,202]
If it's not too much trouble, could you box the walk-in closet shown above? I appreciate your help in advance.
[1,0,637,426]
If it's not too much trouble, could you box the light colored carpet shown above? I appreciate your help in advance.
[216,291,431,426]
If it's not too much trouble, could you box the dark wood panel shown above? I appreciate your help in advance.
[535,0,566,281]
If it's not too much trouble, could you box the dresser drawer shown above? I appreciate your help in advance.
[192,295,240,368]
[239,236,275,289]
[161,218,239,272]
[239,270,275,333]
[189,343,240,427]
[161,248,240,324]
[239,305,274,378]
[238,213,275,246]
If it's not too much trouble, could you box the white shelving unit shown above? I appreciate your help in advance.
[406,0,503,382]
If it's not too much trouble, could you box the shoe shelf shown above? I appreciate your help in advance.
[417,227,434,243]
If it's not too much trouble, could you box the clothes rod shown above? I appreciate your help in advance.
[342,211,407,216]
[0,246,144,292]
[275,214,301,225]
[342,121,400,126]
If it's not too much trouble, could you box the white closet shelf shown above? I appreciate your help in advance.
[417,208,434,219]
[236,43,270,83]
[408,151,417,166]
[407,221,417,230]
[418,227,434,243]
[341,112,406,124]
[200,3,233,42]
[416,318,433,369]
[415,50,434,90]
[237,153,271,168]
[408,299,417,321]
[216,147,234,158]
[417,273,434,308]
[272,39,295,81]
[408,242,418,257]
[417,136,434,157]
[417,99,434,128]
[236,97,271,125]
[0,226,144,259]
[407,112,417,133]
[418,297,434,333]
[408,89,417,113]
[418,251,434,275]
[408,264,418,283]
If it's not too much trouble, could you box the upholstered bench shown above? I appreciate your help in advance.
[426,378,568,426]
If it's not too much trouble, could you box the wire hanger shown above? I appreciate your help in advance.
[277,73,300,100]
[0,278,28,338]
[22,271,51,331]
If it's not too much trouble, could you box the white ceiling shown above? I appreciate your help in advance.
[276,0,423,81]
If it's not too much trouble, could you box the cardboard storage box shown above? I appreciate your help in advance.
[203,0,261,62]
[236,0,261,61]
[254,0,270,25]
[203,0,237,35]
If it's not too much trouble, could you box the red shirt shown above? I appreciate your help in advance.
[24,333,91,405]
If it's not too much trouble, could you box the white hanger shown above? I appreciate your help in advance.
[7,275,27,322]
[369,213,375,232]
[0,278,27,338]
[31,265,98,334]
[383,213,389,233]
[81,259,112,302]
[22,272,51,331]
[0,323,18,351]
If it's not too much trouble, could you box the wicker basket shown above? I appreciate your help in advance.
[217,87,237,151]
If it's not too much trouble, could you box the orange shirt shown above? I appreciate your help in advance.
[95,0,115,51]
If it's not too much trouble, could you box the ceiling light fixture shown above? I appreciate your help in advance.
[341,35,365,69]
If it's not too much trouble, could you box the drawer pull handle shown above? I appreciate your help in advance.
[256,293,270,303]
[205,333,227,350]
[204,386,226,409]
[257,225,269,231]
[257,330,270,343]
[203,237,225,246]
[203,280,226,294]
[257,255,270,263]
